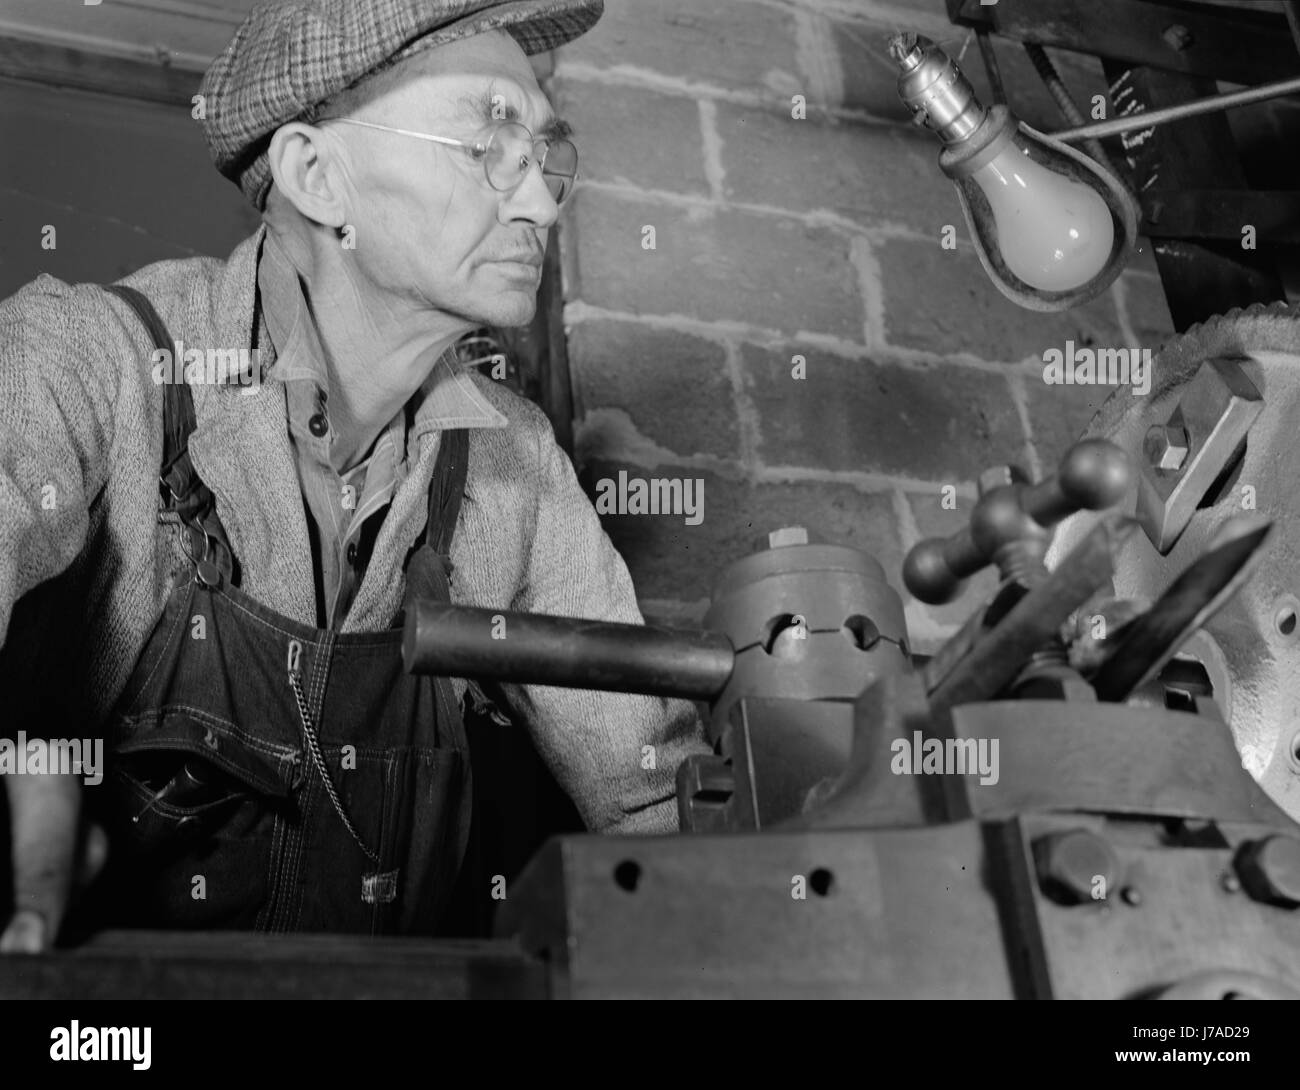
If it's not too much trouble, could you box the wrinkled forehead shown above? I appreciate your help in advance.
[370,30,550,126]
[415,27,538,82]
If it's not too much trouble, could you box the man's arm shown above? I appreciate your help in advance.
[0,279,120,950]
[0,280,117,646]
[502,415,712,835]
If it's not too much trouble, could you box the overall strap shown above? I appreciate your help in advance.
[412,424,511,732]
[424,427,470,559]
[103,283,237,585]
[399,426,470,622]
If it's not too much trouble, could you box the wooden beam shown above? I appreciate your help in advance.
[0,35,201,106]
[1102,62,1285,330]
[1141,190,1300,244]
[948,0,1300,86]
[0,930,548,1000]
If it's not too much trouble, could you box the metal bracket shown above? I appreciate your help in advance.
[1135,357,1262,554]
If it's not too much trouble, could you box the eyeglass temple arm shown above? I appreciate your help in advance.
[329,116,574,185]
[328,118,471,150]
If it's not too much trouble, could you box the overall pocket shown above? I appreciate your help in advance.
[111,749,258,854]
[92,714,303,930]
[103,710,302,861]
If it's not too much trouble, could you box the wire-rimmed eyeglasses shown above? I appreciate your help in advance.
[327,117,578,205]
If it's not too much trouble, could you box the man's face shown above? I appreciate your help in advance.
[323,30,566,329]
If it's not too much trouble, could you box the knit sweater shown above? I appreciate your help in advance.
[0,226,710,834]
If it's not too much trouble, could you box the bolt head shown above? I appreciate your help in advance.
[1144,423,1190,472]
[1033,829,1119,906]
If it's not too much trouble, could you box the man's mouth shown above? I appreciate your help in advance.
[493,256,544,282]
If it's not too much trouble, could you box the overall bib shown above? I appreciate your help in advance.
[88,284,473,935]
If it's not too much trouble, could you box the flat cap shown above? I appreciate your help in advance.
[200,0,603,210]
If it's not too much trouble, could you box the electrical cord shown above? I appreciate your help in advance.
[975,30,1007,106]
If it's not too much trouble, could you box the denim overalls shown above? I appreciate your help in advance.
[86,284,473,935]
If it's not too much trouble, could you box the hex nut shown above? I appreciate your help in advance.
[1144,423,1190,472]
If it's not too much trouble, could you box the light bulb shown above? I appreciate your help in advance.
[971,144,1113,292]
[888,32,1136,311]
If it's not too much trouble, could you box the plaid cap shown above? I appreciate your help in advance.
[200,0,603,210]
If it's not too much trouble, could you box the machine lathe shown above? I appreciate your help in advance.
[395,434,1300,1000]
[8,432,1299,999]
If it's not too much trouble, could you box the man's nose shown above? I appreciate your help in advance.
[500,160,560,228]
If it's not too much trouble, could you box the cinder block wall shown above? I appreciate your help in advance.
[549,0,1176,646]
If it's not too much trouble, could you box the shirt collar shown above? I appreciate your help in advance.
[255,231,507,433]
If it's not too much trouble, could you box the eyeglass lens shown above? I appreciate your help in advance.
[485,122,577,203]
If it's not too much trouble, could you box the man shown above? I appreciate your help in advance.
[0,0,708,950]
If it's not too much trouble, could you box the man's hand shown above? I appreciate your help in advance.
[0,759,105,953]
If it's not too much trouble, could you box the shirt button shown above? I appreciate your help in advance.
[346,542,359,566]
[308,412,329,438]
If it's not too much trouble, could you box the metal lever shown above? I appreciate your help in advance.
[1089,517,1272,702]
[402,601,735,700]
[903,438,1131,605]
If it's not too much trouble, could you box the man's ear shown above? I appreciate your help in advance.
[266,122,350,229]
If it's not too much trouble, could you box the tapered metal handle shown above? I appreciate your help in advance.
[903,439,1131,604]
[402,602,735,701]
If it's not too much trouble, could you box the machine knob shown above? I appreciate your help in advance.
[904,439,1130,604]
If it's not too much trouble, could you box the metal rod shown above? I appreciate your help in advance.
[402,602,735,701]
[1286,0,1300,60]
[1050,75,1300,143]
